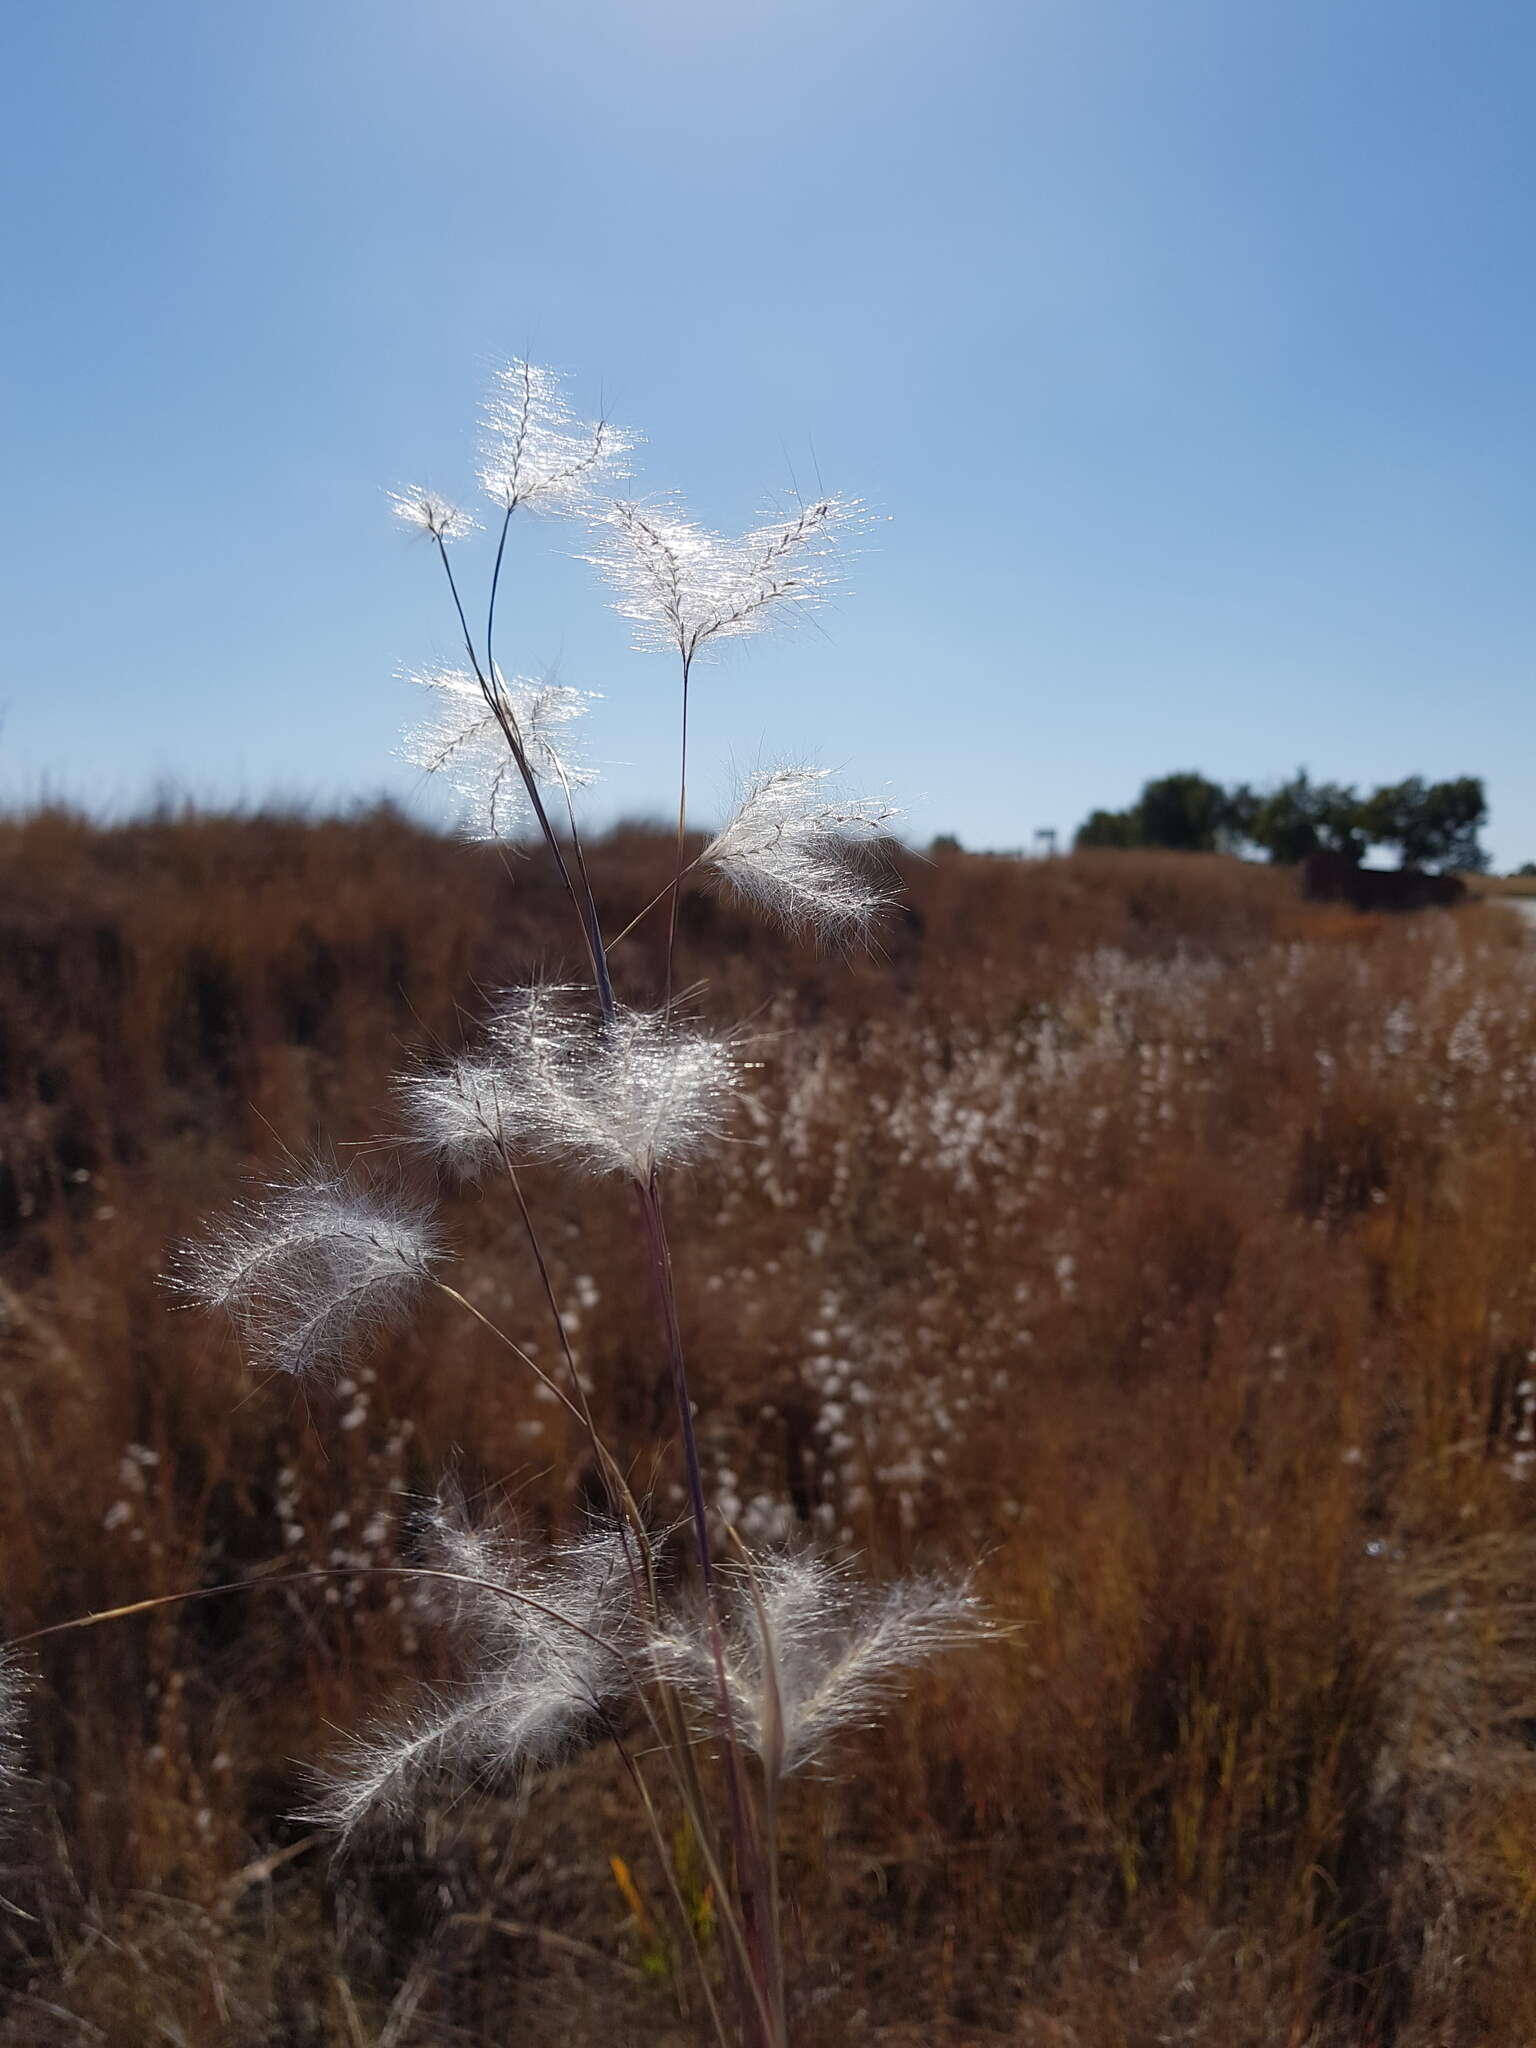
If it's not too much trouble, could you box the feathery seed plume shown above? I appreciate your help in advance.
[395,1052,522,1181]
[478,359,634,516]
[171,1165,440,1378]
[651,1553,990,1781]
[703,766,900,938]
[389,488,478,543]
[585,494,859,663]
[492,990,740,1181]
[0,1652,26,1838]
[304,1497,636,1837]
[401,991,740,1183]
[400,668,595,840]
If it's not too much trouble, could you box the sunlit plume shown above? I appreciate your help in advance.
[703,765,900,939]
[400,667,596,841]
[303,1496,636,1838]
[170,1165,441,1378]
[0,1652,26,1838]
[650,1553,992,1781]
[388,487,478,542]
[397,989,741,1184]
[584,493,860,663]
[478,359,635,516]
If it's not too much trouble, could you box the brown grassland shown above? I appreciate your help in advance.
[5,809,1536,2045]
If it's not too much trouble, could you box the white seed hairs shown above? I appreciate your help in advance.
[649,1553,990,1781]
[173,1165,441,1378]
[0,1652,25,1838]
[702,765,901,939]
[584,494,859,664]
[477,358,634,516]
[389,488,479,543]
[305,1501,637,1838]
[400,667,596,841]
[398,989,741,1184]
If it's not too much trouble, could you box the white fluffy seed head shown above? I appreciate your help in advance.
[389,487,478,543]
[303,1497,636,1838]
[478,359,635,516]
[538,1003,740,1181]
[402,990,741,1183]
[394,1052,521,1180]
[650,1553,991,1782]
[399,667,596,841]
[170,1165,441,1378]
[584,494,860,662]
[0,1652,26,1837]
[703,766,901,940]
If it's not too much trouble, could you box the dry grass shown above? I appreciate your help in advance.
[4,809,1536,2044]
[1459,873,1536,897]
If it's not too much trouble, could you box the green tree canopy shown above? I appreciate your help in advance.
[1242,771,1364,864]
[1075,807,1142,849]
[1356,776,1488,871]
[1076,770,1488,870]
[1136,772,1230,853]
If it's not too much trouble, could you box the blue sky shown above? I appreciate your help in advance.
[3,0,1533,860]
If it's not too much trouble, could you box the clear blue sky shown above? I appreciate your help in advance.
[3,0,1533,860]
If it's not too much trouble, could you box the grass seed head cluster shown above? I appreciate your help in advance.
[149,360,967,2045]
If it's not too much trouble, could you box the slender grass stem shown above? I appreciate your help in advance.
[664,652,694,1013]
[430,1279,590,1431]
[9,1566,633,1667]
[431,536,616,1017]
[423,484,779,2045]
[632,1171,779,2044]
[493,1145,655,1608]
[597,1709,734,2048]
[606,856,704,953]
[485,504,514,689]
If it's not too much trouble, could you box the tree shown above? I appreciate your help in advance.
[1357,776,1487,871]
[1074,769,1489,870]
[1076,807,1141,849]
[1137,772,1229,853]
[1075,772,1231,853]
[1242,771,1363,864]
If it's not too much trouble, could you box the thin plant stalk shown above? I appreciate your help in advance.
[426,500,784,2040]
[431,532,616,1017]
[598,1710,734,2048]
[10,1566,633,1668]
[729,1530,790,2045]
[664,652,694,1012]
[606,856,705,953]
[632,1172,780,2043]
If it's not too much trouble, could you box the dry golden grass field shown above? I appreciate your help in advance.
[5,810,1536,2045]
[1466,875,1536,898]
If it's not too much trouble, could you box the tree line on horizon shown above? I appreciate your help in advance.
[1076,770,1491,873]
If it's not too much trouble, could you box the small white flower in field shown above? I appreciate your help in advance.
[585,493,859,664]
[703,766,900,939]
[304,1497,636,1836]
[171,1166,440,1378]
[478,359,634,516]
[400,667,595,840]
[389,487,478,543]
[651,1553,990,1782]
[0,1651,26,1834]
